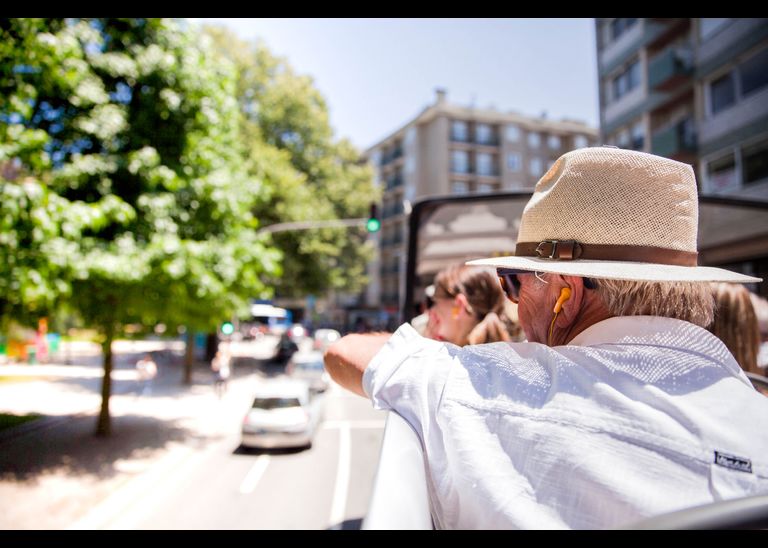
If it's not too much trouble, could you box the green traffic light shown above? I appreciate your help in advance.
[221,322,235,335]
[366,218,381,232]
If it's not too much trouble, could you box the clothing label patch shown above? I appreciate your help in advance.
[714,451,752,474]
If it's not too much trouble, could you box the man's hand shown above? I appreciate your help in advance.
[323,333,392,397]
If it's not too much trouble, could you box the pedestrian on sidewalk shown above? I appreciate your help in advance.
[211,348,231,398]
[135,353,158,396]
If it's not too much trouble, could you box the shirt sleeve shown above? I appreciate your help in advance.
[362,323,456,441]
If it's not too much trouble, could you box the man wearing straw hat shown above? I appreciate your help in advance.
[324,147,768,529]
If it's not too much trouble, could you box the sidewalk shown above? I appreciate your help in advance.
[0,340,277,530]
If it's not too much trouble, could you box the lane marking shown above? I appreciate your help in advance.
[328,423,351,529]
[239,454,271,494]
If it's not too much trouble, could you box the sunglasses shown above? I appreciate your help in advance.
[497,269,522,303]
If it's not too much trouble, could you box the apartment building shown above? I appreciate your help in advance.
[596,18,768,198]
[363,90,598,317]
[596,18,768,286]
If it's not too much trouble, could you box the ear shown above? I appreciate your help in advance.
[555,275,585,325]
[455,293,473,317]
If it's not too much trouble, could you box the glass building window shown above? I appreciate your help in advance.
[451,150,469,173]
[707,153,737,192]
[477,153,494,176]
[710,72,736,115]
[574,135,588,149]
[739,47,768,98]
[528,132,541,148]
[548,135,561,150]
[476,123,494,145]
[529,157,543,177]
[743,138,768,186]
[506,153,521,172]
[631,121,644,151]
[505,124,520,142]
[451,120,468,142]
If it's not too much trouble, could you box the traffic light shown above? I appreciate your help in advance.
[221,321,235,336]
[366,203,381,233]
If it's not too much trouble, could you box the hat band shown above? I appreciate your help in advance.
[516,240,698,267]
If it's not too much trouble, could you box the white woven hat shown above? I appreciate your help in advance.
[468,147,761,283]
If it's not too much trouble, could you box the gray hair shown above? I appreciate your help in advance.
[590,278,714,328]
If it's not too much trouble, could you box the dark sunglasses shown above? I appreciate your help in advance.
[497,269,522,303]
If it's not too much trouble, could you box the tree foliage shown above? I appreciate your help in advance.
[0,18,280,434]
[204,26,379,298]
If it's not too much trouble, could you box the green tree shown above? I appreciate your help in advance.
[0,18,279,436]
[204,26,379,299]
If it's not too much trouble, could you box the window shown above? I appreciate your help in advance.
[451,181,469,195]
[610,18,637,41]
[476,123,494,144]
[699,18,729,41]
[451,150,469,173]
[631,121,644,151]
[612,60,641,102]
[710,72,736,115]
[739,47,768,98]
[506,152,521,172]
[707,153,738,192]
[743,138,768,186]
[574,135,588,149]
[529,158,543,177]
[528,132,541,148]
[617,129,631,149]
[505,124,520,142]
[547,135,561,150]
[477,183,494,193]
[451,120,468,142]
[477,153,494,176]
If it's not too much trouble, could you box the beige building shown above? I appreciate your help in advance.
[596,18,768,199]
[363,90,598,316]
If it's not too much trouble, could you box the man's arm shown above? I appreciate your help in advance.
[324,333,393,397]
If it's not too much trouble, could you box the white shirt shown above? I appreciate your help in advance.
[363,316,768,529]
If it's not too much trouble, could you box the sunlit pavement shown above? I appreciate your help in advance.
[0,337,283,529]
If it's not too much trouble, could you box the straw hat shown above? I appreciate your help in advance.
[468,147,761,283]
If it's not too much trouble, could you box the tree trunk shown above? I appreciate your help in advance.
[183,330,194,385]
[95,323,114,437]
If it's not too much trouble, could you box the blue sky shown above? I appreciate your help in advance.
[188,18,599,151]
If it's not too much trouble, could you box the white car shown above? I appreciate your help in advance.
[286,351,330,393]
[241,380,322,449]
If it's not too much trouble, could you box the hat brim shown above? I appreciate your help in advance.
[466,256,761,284]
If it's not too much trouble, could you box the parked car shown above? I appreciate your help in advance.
[241,379,322,450]
[312,328,341,352]
[286,351,331,393]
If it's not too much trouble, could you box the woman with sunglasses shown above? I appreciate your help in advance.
[426,264,522,346]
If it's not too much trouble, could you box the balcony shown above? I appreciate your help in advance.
[379,147,403,166]
[385,175,404,191]
[649,47,693,91]
[651,118,697,159]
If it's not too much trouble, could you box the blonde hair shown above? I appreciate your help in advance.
[709,283,760,374]
[433,265,523,344]
[590,278,714,328]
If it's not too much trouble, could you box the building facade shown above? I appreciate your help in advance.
[596,18,768,199]
[596,18,768,290]
[363,90,598,318]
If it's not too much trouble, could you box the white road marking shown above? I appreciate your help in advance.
[328,422,351,528]
[239,454,271,494]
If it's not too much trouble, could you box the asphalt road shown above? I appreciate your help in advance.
[0,337,387,530]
